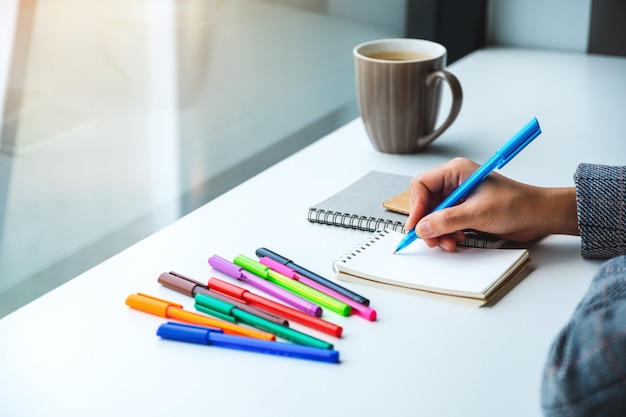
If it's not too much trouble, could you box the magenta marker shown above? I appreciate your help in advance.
[208,255,323,317]
[260,257,377,321]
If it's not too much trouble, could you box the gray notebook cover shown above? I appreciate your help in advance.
[307,171,409,233]
[307,170,506,248]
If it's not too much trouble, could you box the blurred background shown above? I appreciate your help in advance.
[1,0,621,317]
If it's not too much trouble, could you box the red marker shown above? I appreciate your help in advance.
[207,277,343,338]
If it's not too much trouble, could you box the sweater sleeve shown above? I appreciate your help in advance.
[541,255,626,416]
[574,163,626,259]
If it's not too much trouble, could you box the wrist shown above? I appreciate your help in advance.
[540,187,579,236]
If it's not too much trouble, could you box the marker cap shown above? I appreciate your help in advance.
[125,293,182,317]
[156,321,223,344]
[208,255,243,276]
[158,272,198,296]
[207,277,248,299]
[233,255,269,277]
[256,247,291,265]
[195,293,236,316]
[261,257,295,277]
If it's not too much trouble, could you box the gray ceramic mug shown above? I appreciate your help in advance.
[354,38,462,154]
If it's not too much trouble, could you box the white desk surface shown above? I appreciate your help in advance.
[1,47,625,417]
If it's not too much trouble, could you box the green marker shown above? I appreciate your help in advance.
[234,254,352,316]
[194,293,334,350]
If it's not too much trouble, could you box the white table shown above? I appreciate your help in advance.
[1,47,625,417]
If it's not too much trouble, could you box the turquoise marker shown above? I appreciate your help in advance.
[395,117,542,253]
[234,255,352,316]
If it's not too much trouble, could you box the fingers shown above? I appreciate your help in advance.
[405,158,486,252]
[404,156,562,250]
[421,230,466,252]
[405,158,480,232]
[417,210,469,251]
[416,208,466,239]
[405,166,449,230]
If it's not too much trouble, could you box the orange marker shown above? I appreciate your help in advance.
[125,293,275,341]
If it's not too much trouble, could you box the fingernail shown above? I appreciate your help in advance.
[439,240,453,252]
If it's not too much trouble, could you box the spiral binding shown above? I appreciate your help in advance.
[307,208,405,234]
[331,229,389,274]
[463,233,491,249]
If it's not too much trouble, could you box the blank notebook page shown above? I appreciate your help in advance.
[333,230,529,298]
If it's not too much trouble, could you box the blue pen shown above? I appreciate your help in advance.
[394,117,542,253]
[157,321,340,363]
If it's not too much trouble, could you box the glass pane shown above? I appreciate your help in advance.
[0,0,405,316]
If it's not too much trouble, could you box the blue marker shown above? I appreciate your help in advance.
[157,322,340,363]
[394,117,542,253]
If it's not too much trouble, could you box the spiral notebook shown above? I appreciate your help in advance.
[332,229,530,307]
[308,171,506,249]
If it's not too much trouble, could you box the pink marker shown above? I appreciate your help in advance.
[260,257,377,321]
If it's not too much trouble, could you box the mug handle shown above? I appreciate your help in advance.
[416,70,463,150]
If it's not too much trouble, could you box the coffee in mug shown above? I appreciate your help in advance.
[354,38,462,154]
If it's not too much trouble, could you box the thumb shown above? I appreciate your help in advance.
[415,208,465,238]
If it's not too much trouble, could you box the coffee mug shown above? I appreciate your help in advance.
[354,38,462,154]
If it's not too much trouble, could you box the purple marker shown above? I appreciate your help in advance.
[208,255,323,317]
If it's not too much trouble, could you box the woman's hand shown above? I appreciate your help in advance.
[405,157,579,251]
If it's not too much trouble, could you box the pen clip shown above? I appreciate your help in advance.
[125,293,183,317]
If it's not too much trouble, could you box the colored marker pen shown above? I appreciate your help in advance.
[157,322,339,364]
[260,257,377,321]
[209,255,323,317]
[194,292,334,350]
[158,271,288,326]
[207,277,343,338]
[234,254,352,317]
[125,293,275,341]
[256,247,370,306]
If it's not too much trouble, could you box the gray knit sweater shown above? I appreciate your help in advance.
[574,163,626,259]
[540,163,626,416]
